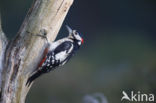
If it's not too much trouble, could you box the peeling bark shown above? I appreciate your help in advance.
[0,0,74,103]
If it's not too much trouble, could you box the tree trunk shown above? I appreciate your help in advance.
[0,0,73,103]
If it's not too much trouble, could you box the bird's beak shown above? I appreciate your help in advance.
[66,25,72,35]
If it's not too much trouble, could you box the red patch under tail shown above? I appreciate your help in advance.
[38,47,49,67]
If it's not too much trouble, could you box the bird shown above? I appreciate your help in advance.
[26,25,84,86]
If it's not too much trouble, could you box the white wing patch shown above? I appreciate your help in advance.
[55,51,67,61]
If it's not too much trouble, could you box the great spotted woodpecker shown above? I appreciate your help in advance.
[26,25,84,86]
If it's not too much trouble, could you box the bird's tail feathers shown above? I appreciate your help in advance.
[26,70,43,87]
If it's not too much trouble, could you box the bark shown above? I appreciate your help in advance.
[0,0,73,103]
[0,14,8,93]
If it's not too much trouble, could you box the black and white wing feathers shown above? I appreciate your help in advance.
[26,41,74,86]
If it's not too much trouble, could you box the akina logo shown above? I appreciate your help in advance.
[121,91,155,102]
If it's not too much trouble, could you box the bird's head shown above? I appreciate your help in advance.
[66,25,84,46]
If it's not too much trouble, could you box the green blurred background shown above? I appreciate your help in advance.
[0,0,156,103]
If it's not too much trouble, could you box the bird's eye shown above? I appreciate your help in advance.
[75,32,78,35]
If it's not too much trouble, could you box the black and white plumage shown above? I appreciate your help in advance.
[26,25,83,86]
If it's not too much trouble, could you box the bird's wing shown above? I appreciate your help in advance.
[49,38,71,51]
[38,41,73,72]
[54,41,73,62]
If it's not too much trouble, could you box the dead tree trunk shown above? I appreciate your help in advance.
[0,0,73,103]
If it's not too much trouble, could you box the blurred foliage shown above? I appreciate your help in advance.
[0,0,156,103]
